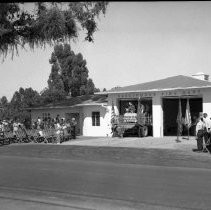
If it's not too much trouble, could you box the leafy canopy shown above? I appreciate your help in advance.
[0,2,108,59]
[46,43,99,99]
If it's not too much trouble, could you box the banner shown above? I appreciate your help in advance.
[176,99,183,136]
[111,101,115,125]
[184,99,191,128]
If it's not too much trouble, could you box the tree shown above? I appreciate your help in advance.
[9,87,41,122]
[110,86,121,91]
[48,43,99,97]
[0,96,9,119]
[40,88,66,104]
[0,2,108,59]
[0,96,8,107]
[48,54,65,92]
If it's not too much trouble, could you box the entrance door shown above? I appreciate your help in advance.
[163,98,202,136]
[65,113,80,135]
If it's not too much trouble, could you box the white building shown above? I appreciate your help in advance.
[28,73,211,138]
[28,95,111,137]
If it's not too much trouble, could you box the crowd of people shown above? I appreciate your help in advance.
[0,114,77,144]
[1,111,211,149]
[0,119,23,134]
[194,112,211,152]
[32,114,77,143]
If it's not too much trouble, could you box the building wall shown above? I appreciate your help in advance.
[82,105,111,137]
[30,87,211,138]
[152,94,163,137]
[31,107,83,134]
[31,107,81,120]
[31,105,111,137]
[106,87,211,138]
[202,88,211,118]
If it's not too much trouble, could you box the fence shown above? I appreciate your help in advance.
[0,126,75,146]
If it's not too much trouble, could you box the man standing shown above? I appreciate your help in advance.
[203,113,211,146]
[55,121,62,144]
[195,112,206,152]
[71,118,77,139]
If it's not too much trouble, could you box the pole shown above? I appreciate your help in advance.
[187,126,189,140]
[177,127,179,141]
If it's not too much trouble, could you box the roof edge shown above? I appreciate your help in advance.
[25,102,108,110]
[96,85,211,94]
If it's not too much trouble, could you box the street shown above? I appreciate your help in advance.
[0,144,211,209]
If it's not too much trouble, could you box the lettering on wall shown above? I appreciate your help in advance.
[114,89,201,99]
[116,92,156,98]
[161,89,201,96]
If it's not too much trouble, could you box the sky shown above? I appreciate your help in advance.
[1,1,211,100]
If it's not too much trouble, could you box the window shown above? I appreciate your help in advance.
[92,112,100,126]
[42,113,50,120]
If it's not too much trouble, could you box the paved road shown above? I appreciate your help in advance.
[0,150,211,210]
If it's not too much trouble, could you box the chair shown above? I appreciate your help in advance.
[27,129,39,143]
[43,128,56,143]
[4,131,15,144]
[204,133,211,153]
[0,131,10,145]
[15,129,28,143]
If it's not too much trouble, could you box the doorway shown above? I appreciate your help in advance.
[65,113,81,135]
[163,98,202,136]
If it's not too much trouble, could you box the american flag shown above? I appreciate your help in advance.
[176,99,183,136]
[111,101,115,125]
[184,99,192,128]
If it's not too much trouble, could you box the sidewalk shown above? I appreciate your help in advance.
[62,136,198,151]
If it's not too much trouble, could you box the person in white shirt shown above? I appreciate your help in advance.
[195,113,206,152]
[13,121,19,137]
[55,122,61,144]
[203,113,211,145]
[0,121,3,138]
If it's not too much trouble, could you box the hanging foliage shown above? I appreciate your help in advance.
[0,2,108,59]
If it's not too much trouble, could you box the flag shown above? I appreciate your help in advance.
[137,98,144,125]
[111,101,115,125]
[184,99,191,128]
[176,99,183,136]
[137,99,141,123]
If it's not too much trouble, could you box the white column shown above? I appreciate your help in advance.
[152,95,163,137]
[203,90,211,118]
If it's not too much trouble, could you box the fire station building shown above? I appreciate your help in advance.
[29,72,211,138]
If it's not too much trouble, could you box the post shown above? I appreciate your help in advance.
[187,126,189,140]
[152,95,163,137]
[176,126,179,141]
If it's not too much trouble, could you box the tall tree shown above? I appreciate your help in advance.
[48,43,98,97]
[0,96,8,107]
[9,87,41,121]
[0,2,108,59]
[40,87,66,104]
[0,96,9,119]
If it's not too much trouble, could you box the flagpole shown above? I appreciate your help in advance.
[176,99,179,142]
[177,126,179,141]
[187,98,189,140]
[176,98,179,142]
[187,125,189,140]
